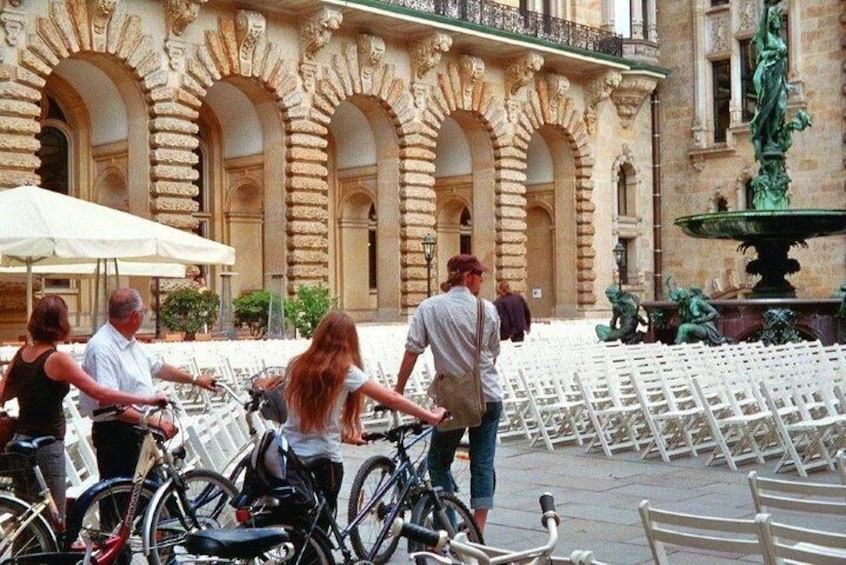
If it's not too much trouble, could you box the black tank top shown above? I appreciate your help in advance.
[10,348,69,439]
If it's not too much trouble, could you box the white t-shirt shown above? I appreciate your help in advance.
[282,365,368,463]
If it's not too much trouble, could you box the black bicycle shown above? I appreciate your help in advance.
[236,416,483,565]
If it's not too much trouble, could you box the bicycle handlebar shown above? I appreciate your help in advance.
[361,420,429,444]
[394,492,564,565]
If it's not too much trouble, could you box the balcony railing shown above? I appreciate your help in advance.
[377,0,623,57]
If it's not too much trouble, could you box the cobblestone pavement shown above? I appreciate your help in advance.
[336,437,846,564]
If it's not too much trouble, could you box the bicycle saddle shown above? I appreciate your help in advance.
[5,435,56,455]
[183,527,290,559]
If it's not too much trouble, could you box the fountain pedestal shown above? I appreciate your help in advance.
[643,298,843,345]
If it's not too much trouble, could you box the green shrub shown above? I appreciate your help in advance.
[159,286,219,340]
[233,290,279,338]
[283,284,338,338]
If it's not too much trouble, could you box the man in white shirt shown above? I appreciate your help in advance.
[80,287,217,479]
[394,254,502,533]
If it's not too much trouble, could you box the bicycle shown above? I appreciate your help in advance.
[0,407,243,565]
[393,493,599,565]
[0,436,65,560]
[235,416,483,565]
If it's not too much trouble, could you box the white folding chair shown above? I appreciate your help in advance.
[638,499,766,564]
[759,377,846,476]
[756,513,846,564]
[748,470,846,519]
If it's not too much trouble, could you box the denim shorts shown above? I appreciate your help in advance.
[426,401,502,510]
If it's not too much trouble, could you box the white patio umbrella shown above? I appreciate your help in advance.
[0,259,187,278]
[0,185,235,318]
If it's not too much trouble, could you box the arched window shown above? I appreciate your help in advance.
[368,204,377,290]
[460,206,472,255]
[37,124,69,195]
[617,166,628,216]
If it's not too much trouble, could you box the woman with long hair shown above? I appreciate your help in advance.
[281,310,445,513]
[0,295,169,522]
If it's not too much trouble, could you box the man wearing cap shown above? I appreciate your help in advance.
[394,254,502,533]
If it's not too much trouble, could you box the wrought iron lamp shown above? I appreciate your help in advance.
[613,241,626,291]
[422,233,437,298]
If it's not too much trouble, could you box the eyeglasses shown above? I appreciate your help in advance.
[470,270,484,277]
[136,307,148,318]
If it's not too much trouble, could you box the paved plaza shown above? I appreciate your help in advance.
[339,437,846,564]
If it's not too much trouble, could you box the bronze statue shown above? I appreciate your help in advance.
[749,0,811,210]
[669,287,728,346]
[595,286,647,344]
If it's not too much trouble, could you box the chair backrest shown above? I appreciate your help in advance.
[748,471,846,516]
[639,500,765,564]
[756,513,846,565]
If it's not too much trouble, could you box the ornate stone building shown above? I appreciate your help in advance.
[9,0,843,339]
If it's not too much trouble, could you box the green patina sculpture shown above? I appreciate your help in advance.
[759,308,801,345]
[669,287,729,346]
[749,0,812,210]
[595,286,647,344]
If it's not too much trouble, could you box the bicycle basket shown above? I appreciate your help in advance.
[0,451,38,496]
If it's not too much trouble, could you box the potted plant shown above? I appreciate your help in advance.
[283,284,338,338]
[233,290,280,338]
[159,286,219,341]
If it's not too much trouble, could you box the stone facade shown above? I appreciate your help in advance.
[7,0,842,339]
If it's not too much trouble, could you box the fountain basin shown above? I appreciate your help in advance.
[675,209,846,242]
[675,209,846,298]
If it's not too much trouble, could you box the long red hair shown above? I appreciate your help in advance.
[285,310,364,437]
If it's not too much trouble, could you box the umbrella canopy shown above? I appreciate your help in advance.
[0,185,235,317]
[0,259,187,278]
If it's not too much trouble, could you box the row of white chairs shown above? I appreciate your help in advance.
[640,460,846,563]
[24,332,846,493]
[484,339,846,477]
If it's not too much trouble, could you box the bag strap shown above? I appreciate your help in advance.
[473,297,483,369]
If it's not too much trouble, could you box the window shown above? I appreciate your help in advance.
[616,166,628,216]
[459,207,472,255]
[368,204,377,290]
[618,238,631,286]
[745,179,755,210]
[740,39,757,123]
[712,60,731,143]
[711,0,729,6]
[38,96,71,289]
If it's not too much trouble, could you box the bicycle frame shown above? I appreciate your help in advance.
[0,444,64,558]
[80,431,163,564]
[312,424,463,563]
[395,493,576,565]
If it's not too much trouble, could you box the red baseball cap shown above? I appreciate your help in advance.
[447,254,490,275]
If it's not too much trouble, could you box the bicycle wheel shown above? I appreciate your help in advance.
[275,523,334,565]
[227,452,249,492]
[66,479,157,563]
[0,494,59,560]
[408,490,483,564]
[143,469,238,565]
[347,454,405,563]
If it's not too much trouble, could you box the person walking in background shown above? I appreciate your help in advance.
[0,295,168,522]
[394,254,502,534]
[494,280,532,343]
[269,310,445,516]
[79,287,217,480]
